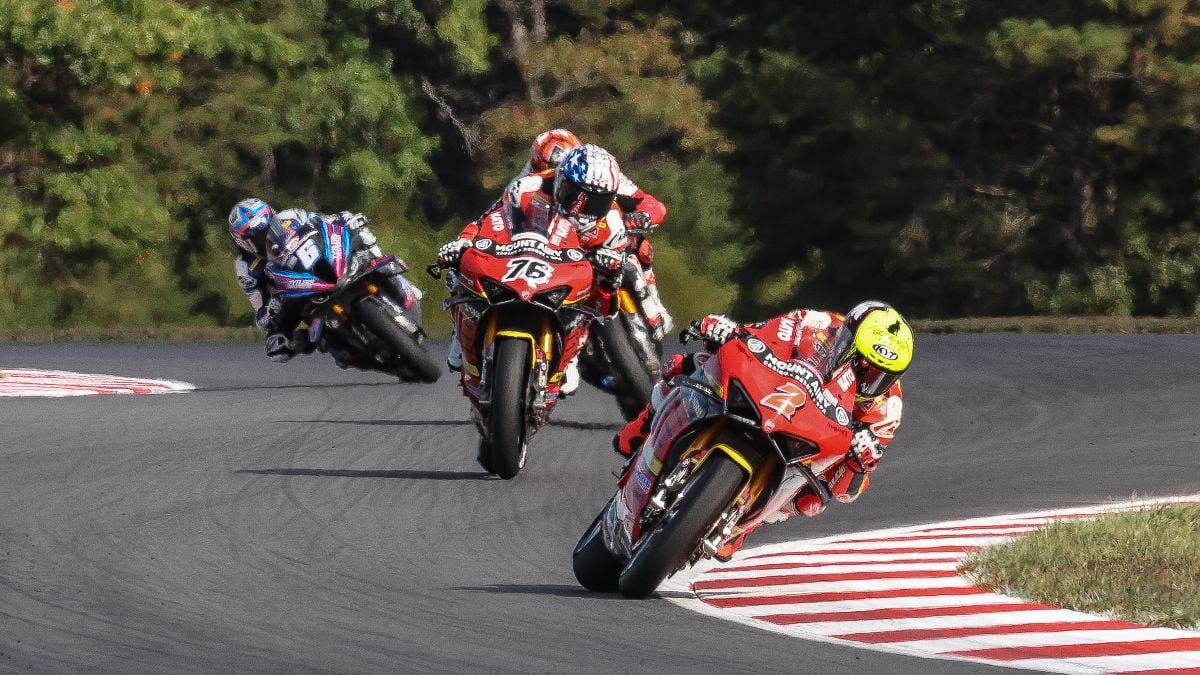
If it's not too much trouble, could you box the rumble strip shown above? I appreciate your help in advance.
[0,368,195,397]
[664,495,1200,674]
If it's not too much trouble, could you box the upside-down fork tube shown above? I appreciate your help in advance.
[616,287,639,315]
[493,313,554,370]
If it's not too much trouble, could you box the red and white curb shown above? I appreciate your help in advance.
[0,368,195,397]
[664,495,1200,674]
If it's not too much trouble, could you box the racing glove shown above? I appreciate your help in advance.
[847,427,884,473]
[696,314,737,346]
[437,239,472,266]
[266,333,293,363]
[336,211,370,231]
[590,246,624,273]
[623,210,652,230]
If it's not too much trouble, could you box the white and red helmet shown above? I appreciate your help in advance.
[529,128,582,172]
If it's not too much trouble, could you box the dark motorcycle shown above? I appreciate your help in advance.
[579,227,671,420]
[267,216,441,383]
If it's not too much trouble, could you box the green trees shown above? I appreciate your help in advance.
[2,1,1199,328]
[677,0,1200,317]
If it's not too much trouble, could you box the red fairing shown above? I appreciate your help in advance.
[615,309,906,539]
[449,203,596,417]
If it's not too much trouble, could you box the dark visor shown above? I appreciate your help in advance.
[855,357,902,398]
[556,180,616,219]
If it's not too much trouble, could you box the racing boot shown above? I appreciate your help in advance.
[447,333,463,372]
[614,403,653,457]
[560,356,581,396]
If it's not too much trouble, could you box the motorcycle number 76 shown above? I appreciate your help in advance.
[502,257,554,287]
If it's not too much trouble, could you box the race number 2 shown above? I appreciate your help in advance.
[502,257,553,286]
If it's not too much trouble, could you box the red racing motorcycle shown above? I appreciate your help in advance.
[430,210,606,479]
[573,322,856,597]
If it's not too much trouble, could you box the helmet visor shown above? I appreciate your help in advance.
[855,356,902,398]
[555,180,615,219]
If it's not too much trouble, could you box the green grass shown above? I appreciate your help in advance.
[959,502,1200,630]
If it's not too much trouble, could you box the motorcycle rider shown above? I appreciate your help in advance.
[498,129,672,337]
[437,144,631,394]
[613,301,913,560]
[226,199,420,364]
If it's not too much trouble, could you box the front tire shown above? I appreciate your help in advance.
[488,338,531,479]
[355,296,442,382]
[595,315,656,421]
[618,454,747,599]
[573,502,622,592]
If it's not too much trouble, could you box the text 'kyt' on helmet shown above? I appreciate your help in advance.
[553,144,620,226]
[831,301,914,399]
[530,128,582,172]
[227,198,274,256]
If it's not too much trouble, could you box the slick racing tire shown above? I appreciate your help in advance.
[596,315,656,422]
[356,296,442,383]
[489,337,531,480]
[618,454,746,599]
[572,501,622,593]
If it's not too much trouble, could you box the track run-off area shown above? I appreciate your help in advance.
[667,496,1200,674]
[1,335,1198,672]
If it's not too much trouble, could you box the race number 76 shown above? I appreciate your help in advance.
[502,257,554,285]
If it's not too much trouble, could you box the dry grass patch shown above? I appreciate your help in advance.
[960,503,1200,630]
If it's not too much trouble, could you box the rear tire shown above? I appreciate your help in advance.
[596,315,656,421]
[572,502,622,592]
[618,454,747,599]
[356,296,442,382]
[488,338,530,479]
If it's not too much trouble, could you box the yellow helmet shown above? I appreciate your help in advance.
[833,301,914,398]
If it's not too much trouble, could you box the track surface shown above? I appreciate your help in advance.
[1,336,1197,672]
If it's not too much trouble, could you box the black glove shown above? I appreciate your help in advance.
[266,333,293,363]
[623,210,652,230]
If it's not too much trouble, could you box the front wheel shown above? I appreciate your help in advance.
[488,337,531,479]
[355,296,442,382]
[573,501,622,592]
[595,315,657,421]
[618,454,747,599]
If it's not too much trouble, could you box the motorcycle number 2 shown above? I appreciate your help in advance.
[760,382,807,420]
[501,257,554,287]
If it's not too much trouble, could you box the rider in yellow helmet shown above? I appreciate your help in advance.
[614,300,915,561]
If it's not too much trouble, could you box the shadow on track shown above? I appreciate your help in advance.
[548,420,622,431]
[275,419,472,427]
[238,468,490,481]
[201,382,402,393]
[273,419,621,430]
[452,583,694,601]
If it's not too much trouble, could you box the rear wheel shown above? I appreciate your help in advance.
[488,338,530,479]
[355,296,442,382]
[596,315,656,421]
[572,501,622,592]
[618,454,747,599]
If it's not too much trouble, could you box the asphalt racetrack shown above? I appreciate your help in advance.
[1,336,1197,673]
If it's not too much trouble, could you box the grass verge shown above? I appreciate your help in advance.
[959,502,1200,630]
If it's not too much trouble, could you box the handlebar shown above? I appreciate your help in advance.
[426,263,443,280]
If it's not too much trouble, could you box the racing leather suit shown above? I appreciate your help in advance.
[615,309,905,556]
[236,210,420,362]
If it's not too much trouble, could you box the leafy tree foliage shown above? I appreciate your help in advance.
[2,0,1199,329]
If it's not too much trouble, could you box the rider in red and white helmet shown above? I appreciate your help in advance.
[437,144,632,392]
